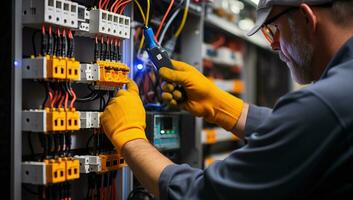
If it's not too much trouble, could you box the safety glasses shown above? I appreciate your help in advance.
[261,7,297,44]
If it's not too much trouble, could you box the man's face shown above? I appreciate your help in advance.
[279,16,314,84]
[268,7,315,84]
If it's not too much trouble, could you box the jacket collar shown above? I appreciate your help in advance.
[320,35,353,80]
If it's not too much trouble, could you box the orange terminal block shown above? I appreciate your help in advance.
[45,158,66,184]
[46,108,66,132]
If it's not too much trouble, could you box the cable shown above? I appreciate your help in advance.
[138,0,150,50]
[69,87,77,109]
[103,0,110,10]
[115,0,132,14]
[41,24,47,56]
[119,0,132,14]
[134,0,146,23]
[68,30,74,58]
[110,0,122,12]
[158,0,184,44]
[174,0,190,38]
[28,132,35,159]
[48,25,53,55]
[155,0,175,39]
[32,30,40,57]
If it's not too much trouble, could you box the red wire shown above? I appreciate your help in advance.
[70,88,76,109]
[51,90,58,108]
[68,30,73,39]
[100,188,103,200]
[155,0,175,40]
[57,28,61,37]
[112,0,124,13]
[41,24,46,35]
[58,90,64,108]
[119,0,132,14]
[49,25,52,37]
[212,35,226,49]
[110,0,122,12]
[99,0,103,9]
[104,0,110,10]
[64,91,69,110]
[112,176,116,200]
[46,89,53,108]
[114,0,131,13]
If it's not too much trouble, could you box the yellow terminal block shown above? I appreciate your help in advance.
[118,154,127,168]
[63,157,80,181]
[107,154,120,171]
[66,58,80,80]
[46,55,66,79]
[66,108,80,131]
[46,108,66,132]
[96,61,130,86]
[45,159,66,184]
[99,154,109,173]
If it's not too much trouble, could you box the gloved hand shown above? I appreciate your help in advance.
[100,79,147,151]
[159,60,244,131]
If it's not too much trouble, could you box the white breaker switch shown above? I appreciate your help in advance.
[77,5,90,32]
[22,0,78,28]
[22,162,47,185]
[79,64,100,82]
[74,155,102,173]
[80,112,100,129]
[89,9,130,39]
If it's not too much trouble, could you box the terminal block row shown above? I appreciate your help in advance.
[96,60,130,86]
[23,0,79,29]
[99,153,127,173]
[22,157,80,185]
[89,9,130,39]
[75,153,127,174]
[23,56,80,80]
[22,109,80,132]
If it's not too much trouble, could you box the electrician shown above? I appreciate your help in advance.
[101,0,353,199]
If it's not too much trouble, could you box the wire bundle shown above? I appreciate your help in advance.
[43,82,77,111]
[34,24,75,58]
[94,36,121,62]
[38,183,72,200]
[87,172,118,200]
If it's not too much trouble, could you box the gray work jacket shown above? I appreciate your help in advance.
[159,36,353,200]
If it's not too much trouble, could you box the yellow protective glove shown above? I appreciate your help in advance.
[159,60,244,131]
[100,79,147,151]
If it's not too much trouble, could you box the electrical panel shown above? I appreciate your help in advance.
[18,0,203,199]
[21,0,133,199]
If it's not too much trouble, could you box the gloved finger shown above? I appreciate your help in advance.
[171,60,193,71]
[162,92,173,101]
[172,90,183,101]
[116,89,128,97]
[161,82,175,92]
[169,99,178,107]
[126,79,139,95]
[159,67,188,85]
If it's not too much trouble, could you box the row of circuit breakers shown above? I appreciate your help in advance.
[22,0,132,186]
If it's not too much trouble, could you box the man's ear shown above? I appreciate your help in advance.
[299,3,318,34]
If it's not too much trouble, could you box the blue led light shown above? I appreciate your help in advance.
[13,59,21,68]
[136,64,144,70]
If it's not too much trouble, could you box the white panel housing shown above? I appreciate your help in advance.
[22,162,47,185]
[22,0,78,28]
[22,110,47,132]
